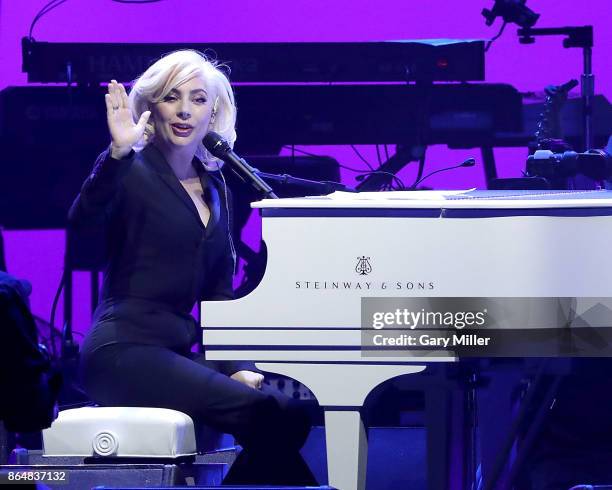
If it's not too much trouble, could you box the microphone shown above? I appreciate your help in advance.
[203,132,278,199]
[411,158,476,189]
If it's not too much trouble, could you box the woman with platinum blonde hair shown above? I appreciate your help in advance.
[128,50,237,169]
[69,50,316,485]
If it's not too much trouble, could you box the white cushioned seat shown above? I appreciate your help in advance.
[42,407,197,458]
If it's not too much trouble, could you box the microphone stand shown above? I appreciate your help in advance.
[256,171,355,195]
[225,157,280,199]
[229,167,353,298]
[517,25,594,151]
[206,132,354,197]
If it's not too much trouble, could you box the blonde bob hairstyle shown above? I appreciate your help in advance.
[128,49,237,169]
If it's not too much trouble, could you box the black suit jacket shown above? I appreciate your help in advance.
[70,145,251,375]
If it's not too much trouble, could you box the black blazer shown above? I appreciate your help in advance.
[70,145,250,374]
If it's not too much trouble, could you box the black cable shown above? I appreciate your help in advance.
[350,145,375,171]
[31,0,65,31]
[33,315,63,335]
[394,175,406,190]
[485,21,508,52]
[30,1,55,38]
[29,0,68,40]
[411,152,427,189]
[376,145,382,166]
[33,316,62,357]
[359,171,405,190]
[30,0,164,40]
[280,145,407,189]
[411,161,469,189]
[281,145,366,173]
[49,269,66,359]
[282,145,319,158]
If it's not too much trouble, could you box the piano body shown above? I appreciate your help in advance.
[202,190,612,490]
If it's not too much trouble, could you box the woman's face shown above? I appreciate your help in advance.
[152,75,214,151]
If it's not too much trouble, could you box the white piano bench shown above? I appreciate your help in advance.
[42,406,197,458]
[4,407,232,487]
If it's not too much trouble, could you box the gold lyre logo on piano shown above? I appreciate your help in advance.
[355,256,372,276]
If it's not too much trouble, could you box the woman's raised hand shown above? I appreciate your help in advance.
[105,80,151,159]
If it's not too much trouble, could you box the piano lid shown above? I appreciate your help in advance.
[252,189,612,210]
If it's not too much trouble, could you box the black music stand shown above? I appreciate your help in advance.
[63,226,104,353]
[61,226,106,365]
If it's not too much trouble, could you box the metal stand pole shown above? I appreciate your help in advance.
[518,26,595,152]
[582,46,594,151]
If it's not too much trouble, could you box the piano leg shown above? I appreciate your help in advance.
[256,362,427,490]
[324,409,368,490]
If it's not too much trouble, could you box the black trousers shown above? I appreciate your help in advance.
[80,343,317,485]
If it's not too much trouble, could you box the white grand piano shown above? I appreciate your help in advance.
[202,189,612,490]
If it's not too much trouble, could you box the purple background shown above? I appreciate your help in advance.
[0,0,610,334]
